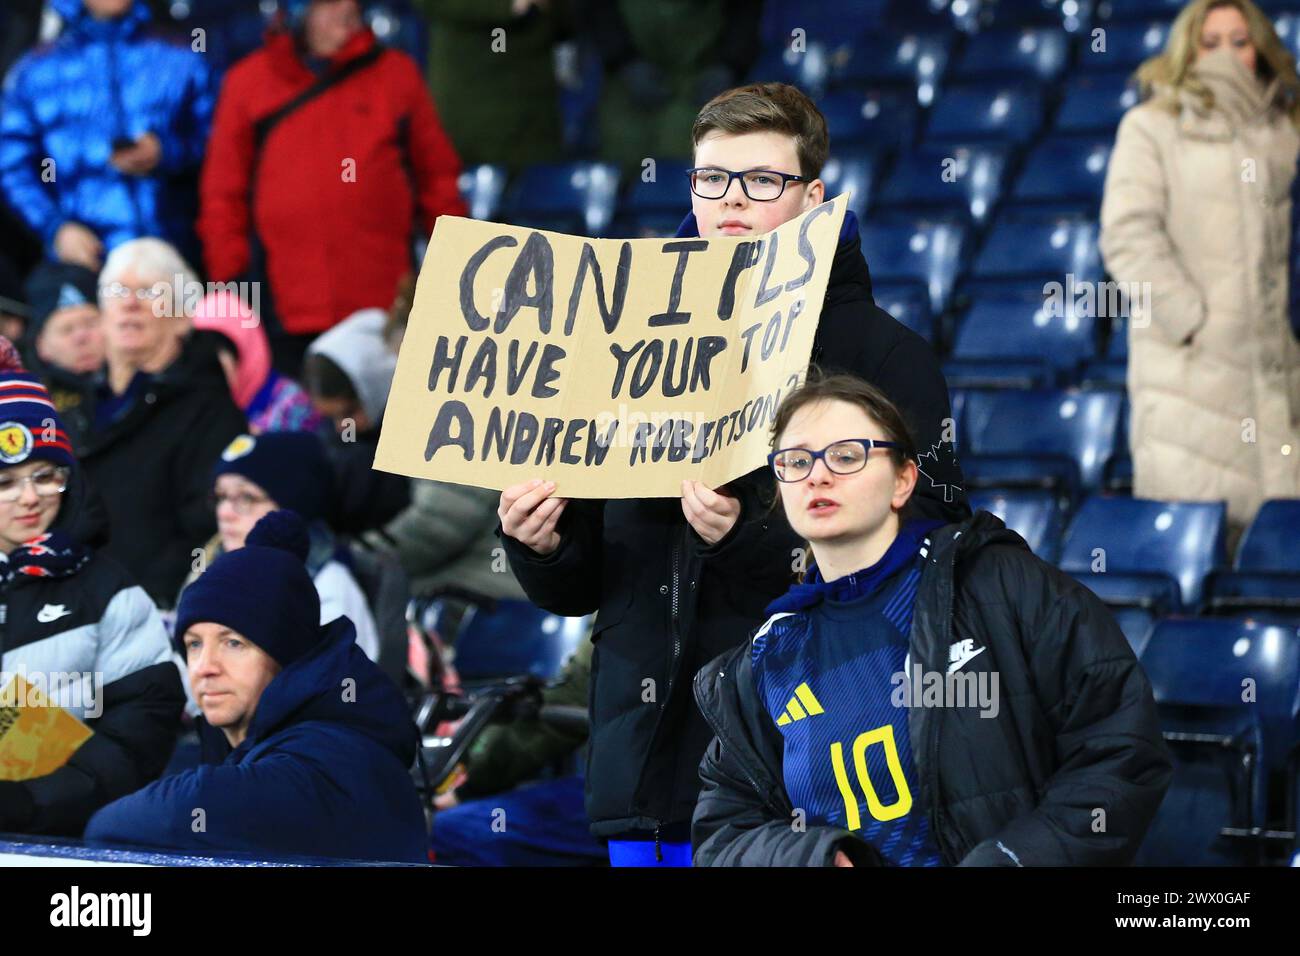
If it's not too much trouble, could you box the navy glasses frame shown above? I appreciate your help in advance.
[767,438,903,482]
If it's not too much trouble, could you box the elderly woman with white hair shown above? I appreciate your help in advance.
[74,237,246,607]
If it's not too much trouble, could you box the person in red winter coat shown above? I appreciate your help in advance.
[198,0,467,373]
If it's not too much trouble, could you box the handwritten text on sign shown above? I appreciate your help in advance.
[374,194,849,498]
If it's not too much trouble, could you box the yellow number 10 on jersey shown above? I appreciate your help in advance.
[829,724,912,830]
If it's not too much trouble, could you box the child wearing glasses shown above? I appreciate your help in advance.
[0,337,185,836]
[497,82,968,865]
[691,373,1172,866]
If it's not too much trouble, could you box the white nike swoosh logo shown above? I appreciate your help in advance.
[948,646,986,674]
[37,606,72,623]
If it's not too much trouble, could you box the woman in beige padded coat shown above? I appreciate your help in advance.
[1100,0,1300,551]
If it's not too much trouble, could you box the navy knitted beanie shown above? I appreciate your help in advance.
[212,432,333,524]
[176,510,322,667]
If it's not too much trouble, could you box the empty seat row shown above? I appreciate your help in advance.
[860,212,1104,315]
[953,387,1125,505]
[944,292,1127,387]
[1135,612,1300,866]
[973,492,1300,616]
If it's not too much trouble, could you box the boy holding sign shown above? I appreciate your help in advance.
[497,83,967,864]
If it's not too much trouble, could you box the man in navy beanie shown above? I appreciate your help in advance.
[85,510,428,863]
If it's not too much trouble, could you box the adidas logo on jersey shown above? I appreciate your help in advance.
[775,682,825,726]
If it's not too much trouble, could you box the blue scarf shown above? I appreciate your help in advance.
[765,518,946,615]
[0,531,92,592]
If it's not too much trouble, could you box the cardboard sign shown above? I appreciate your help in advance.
[375,193,849,498]
[0,675,93,781]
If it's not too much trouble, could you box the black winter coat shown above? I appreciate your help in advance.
[691,511,1173,866]
[501,231,970,837]
[73,335,247,607]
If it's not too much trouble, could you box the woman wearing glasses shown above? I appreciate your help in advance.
[0,337,185,836]
[180,430,380,662]
[691,373,1172,866]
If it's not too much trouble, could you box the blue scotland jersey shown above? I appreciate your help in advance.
[753,538,944,867]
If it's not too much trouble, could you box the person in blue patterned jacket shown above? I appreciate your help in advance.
[0,0,215,271]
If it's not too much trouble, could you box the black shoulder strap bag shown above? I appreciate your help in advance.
[244,46,386,340]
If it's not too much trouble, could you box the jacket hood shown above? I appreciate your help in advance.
[49,465,111,549]
[927,508,1031,566]
[53,0,150,39]
[306,308,395,424]
[231,616,417,767]
[192,292,271,409]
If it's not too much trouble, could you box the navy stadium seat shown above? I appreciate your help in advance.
[969,489,1064,562]
[945,292,1097,387]
[609,160,690,237]
[959,388,1123,501]
[820,149,883,221]
[749,42,831,97]
[1276,12,1300,66]
[948,27,1071,83]
[762,0,886,49]
[942,360,1055,390]
[621,159,692,215]
[859,219,968,314]
[1081,313,1129,387]
[925,83,1045,144]
[1207,500,1300,613]
[819,89,920,151]
[1055,71,1141,134]
[885,0,965,31]
[1136,615,1300,866]
[451,601,591,683]
[970,214,1103,285]
[1096,0,1186,22]
[458,164,509,221]
[504,162,621,237]
[1011,136,1113,206]
[1059,495,1227,612]
[607,213,682,239]
[1101,396,1132,492]
[1110,606,1155,657]
[367,3,428,67]
[992,0,1095,32]
[873,282,936,344]
[876,142,1011,225]
[1077,20,1170,72]
[827,32,952,105]
[161,0,270,76]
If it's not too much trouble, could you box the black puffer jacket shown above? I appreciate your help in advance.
[0,471,185,835]
[692,511,1173,866]
[72,334,246,607]
[501,225,970,838]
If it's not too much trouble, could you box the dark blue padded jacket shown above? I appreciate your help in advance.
[84,617,428,864]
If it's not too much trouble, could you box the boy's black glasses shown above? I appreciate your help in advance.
[687,167,808,202]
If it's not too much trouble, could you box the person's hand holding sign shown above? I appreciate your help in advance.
[680,480,741,546]
[499,479,569,556]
